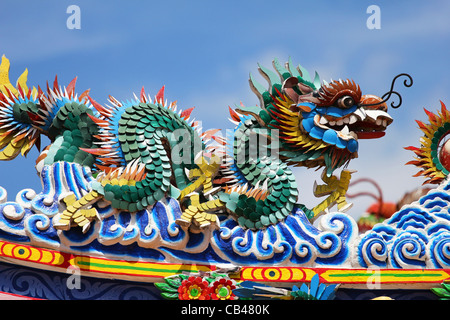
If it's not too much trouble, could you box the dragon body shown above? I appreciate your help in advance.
[0,56,393,233]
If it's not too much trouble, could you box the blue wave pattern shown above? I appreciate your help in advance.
[356,178,450,268]
[1,162,450,269]
[211,209,357,266]
[0,162,360,267]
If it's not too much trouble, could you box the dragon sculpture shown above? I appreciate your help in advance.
[0,56,393,233]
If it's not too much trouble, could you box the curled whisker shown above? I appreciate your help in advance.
[382,90,402,109]
[360,73,413,109]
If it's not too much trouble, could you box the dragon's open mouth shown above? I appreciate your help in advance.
[314,108,393,140]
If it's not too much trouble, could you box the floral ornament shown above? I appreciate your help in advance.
[210,277,237,300]
[178,276,211,300]
[155,272,240,300]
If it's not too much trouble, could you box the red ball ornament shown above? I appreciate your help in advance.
[439,139,450,172]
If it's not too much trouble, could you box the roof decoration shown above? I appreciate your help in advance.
[406,101,450,184]
[2,56,449,302]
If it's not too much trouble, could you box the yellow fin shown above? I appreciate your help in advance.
[16,68,29,93]
[0,55,18,96]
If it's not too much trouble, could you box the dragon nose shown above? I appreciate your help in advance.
[360,94,388,111]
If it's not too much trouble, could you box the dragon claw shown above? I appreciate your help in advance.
[176,193,223,231]
[54,190,102,233]
[311,169,354,220]
[178,156,221,200]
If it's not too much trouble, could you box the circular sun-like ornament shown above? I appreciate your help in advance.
[406,101,450,184]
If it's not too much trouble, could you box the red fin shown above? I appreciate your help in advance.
[156,86,165,103]
[3,86,16,100]
[180,107,194,120]
[228,106,241,122]
[140,86,147,103]
[79,89,90,103]
[87,112,109,127]
[80,147,113,155]
[88,96,111,118]
[53,75,59,92]
[17,83,25,98]
[26,111,42,123]
[37,85,44,97]
[202,128,221,138]
[66,77,77,99]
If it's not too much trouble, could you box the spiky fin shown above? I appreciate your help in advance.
[155,86,165,104]
[0,55,38,100]
[85,86,202,171]
[140,87,148,103]
[228,106,241,122]
[66,77,77,99]
[248,58,321,112]
[272,58,292,81]
[180,107,195,121]
[0,55,20,96]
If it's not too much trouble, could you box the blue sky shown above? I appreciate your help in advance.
[1,0,450,219]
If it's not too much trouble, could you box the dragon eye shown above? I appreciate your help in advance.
[338,96,355,108]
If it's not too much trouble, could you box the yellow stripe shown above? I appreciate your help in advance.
[71,256,213,277]
[320,269,450,283]
[0,239,449,285]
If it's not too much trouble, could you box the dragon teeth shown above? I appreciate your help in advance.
[354,108,367,120]
[364,110,393,128]
[337,125,356,141]
[319,117,328,125]
[315,115,329,130]
[349,115,358,124]
[341,125,350,136]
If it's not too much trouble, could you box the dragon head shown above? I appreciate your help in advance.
[238,58,393,176]
[285,76,392,140]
